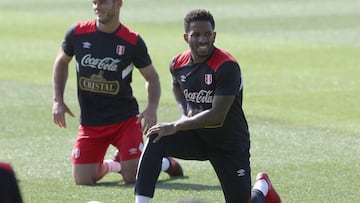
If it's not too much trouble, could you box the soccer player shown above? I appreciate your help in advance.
[51,0,183,185]
[0,162,23,203]
[135,9,281,203]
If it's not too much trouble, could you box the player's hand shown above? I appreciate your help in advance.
[52,101,75,128]
[145,123,176,143]
[137,108,157,133]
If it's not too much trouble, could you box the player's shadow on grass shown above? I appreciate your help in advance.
[156,181,221,191]
[95,176,221,191]
[157,176,221,191]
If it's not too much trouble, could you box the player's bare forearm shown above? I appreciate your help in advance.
[52,49,72,103]
[52,48,74,128]
[138,64,161,132]
[140,64,161,111]
[173,95,235,131]
[146,77,160,111]
[52,67,67,104]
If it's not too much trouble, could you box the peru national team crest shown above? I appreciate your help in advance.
[204,74,213,85]
[116,45,125,56]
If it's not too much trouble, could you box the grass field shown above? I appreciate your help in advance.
[1,0,359,202]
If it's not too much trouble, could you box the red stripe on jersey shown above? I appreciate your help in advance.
[172,50,192,70]
[207,48,237,72]
[74,20,97,35]
[115,24,139,45]
[172,48,237,72]
[73,20,138,45]
[0,162,14,174]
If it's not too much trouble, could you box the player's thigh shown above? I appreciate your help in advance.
[73,163,102,185]
[209,149,251,202]
[112,116,143,162]
[72,125,110,164]
[158,130,208,160]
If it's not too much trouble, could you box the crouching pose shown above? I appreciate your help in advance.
[52,0,183,185]
[135,9,281,203]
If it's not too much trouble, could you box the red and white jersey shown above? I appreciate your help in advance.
[170,48,249,141]
[62,20,152,126]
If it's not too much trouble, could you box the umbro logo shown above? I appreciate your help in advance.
[128,148,138,155]
[236,169,246,177]
[83,42,91,49]
[180,75,186,82]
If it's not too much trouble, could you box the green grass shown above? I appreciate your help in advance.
[1,0,359,202]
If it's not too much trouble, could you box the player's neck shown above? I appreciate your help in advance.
[97,19,121,33]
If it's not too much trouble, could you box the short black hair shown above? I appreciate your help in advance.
[184,9,215,33]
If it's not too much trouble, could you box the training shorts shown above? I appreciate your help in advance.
[72,116,143,164]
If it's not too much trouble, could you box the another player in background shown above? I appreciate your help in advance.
[52,0,183,185]
[135,9,281,203]
[0,162,23,203]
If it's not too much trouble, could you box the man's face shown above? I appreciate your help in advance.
[184,21,216,63]
[92,0,117,24]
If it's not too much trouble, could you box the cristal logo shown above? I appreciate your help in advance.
[184,89,213,104]
[80,54,120,72]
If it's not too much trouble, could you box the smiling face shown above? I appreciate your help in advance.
[184,21,216,63]
[92,0,119,25]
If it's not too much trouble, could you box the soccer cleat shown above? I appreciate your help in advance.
[165,157,184,177]
[255,172,281,203]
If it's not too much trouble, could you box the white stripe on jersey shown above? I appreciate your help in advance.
[239,74,244,91]
[122,63,134,79]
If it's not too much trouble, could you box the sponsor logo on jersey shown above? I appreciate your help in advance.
[116,45,125,56]
[204,74,212,85]
[183,89,213,104]
[79,71,120,95]
[81,54,120,72]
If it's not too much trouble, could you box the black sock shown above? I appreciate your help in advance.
[251,189,265,203]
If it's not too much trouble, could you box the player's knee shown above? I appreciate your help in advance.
[74,180,96,185]
[120,159,138,184]
[74,176,96,185]
[123,177,136,184]
[122,174,136,184]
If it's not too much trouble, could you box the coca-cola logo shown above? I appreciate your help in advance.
[80,54,120,72]
[184,89,213,104]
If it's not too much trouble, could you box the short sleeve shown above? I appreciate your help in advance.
[132,36,152,68]
[214,61,242,96]
[61,24,76,57]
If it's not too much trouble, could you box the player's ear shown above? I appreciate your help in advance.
[183,33,189,43]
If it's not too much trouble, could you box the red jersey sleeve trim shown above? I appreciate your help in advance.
[0,162,14,174]
[207,48,237,72]
[115,24,139,45]
[74,20,97,35]
[172,50,192,70]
